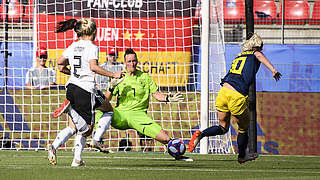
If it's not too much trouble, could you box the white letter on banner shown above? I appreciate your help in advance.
[93,0,100,8]
[105,28,111,41]
[113,0,120,8]
[97,28,103,41]
[111,28,119,41]
[101,0,108,8]
[121,0,127,8]
[128,0,134,8]
[87,0,94,7]
[136,0,143,8]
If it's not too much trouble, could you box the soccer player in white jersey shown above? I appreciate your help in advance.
[89,48,125,151]
[25,47,57,90]
[52,48,124,153]
[47,18,123,167]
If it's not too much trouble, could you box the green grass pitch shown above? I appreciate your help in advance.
[0,151,320,180]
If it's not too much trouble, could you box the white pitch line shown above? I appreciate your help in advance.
[1,165,320,175]
[2,155,320,175]
[13,155,320,163]
[11,155,175,160]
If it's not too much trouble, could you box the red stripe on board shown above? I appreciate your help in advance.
[37,14,193,52]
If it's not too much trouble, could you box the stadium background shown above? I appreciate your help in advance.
[0,0,320,155]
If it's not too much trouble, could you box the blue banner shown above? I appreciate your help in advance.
[0,42,33,89]
[196,44,320,92]
[1,43,320,92]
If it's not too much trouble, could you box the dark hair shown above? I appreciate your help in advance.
[55,18,96,38]
[124,48,137,60]
[55,19,78,33]
[39,55,48,59]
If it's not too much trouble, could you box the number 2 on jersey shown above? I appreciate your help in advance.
[73,56,81,78]
[229,56,247,74]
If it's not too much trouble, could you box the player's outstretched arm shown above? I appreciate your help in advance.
[89,59,124,78]
[254,51,282,82]
[152,91,184,102]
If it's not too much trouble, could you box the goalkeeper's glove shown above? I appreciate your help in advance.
[166,92,184,103]
[108,77,124,93]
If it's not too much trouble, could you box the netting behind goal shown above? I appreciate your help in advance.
[0,0,233,154]
[206,0,233,154]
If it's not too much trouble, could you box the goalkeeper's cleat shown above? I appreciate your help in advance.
[47,144,57,165]
[71,159,86,167]
[53,100,70,118]
[238,153,259,164]
[175,156,193,162]
[188,130,201,152]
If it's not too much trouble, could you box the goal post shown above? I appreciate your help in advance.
[199,0,234,154]
[0,0,233,154]
[200,0,210,154]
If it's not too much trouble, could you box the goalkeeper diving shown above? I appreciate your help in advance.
[95,48,191,161]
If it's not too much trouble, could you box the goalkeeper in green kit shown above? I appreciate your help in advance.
[101,48,192,161]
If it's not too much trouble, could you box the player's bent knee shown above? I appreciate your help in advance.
[238,123,249,131]
[82,126,93,137]
[96,100,113,113]
[76,123,90,136]
[67,126,76,135]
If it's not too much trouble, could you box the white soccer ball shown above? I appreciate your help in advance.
[167,138,186,158]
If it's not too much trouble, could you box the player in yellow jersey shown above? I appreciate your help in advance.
[189,33,281,164]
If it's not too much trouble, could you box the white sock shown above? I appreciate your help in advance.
[52,126,76,149]
[90,130,96,144]
[74,134,87,161]
[93,112,113,142]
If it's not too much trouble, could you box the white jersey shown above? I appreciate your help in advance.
[62,40,98,93]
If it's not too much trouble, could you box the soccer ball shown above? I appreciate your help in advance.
[167,139,186,158]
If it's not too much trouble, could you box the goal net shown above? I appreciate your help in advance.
[0,0,233,154]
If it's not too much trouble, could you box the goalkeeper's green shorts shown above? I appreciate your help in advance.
[111,108,162,139]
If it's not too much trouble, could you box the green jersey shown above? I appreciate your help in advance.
[113,70,157,111]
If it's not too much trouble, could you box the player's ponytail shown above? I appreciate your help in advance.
[55,18,96,39]
[55,19,78,33]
